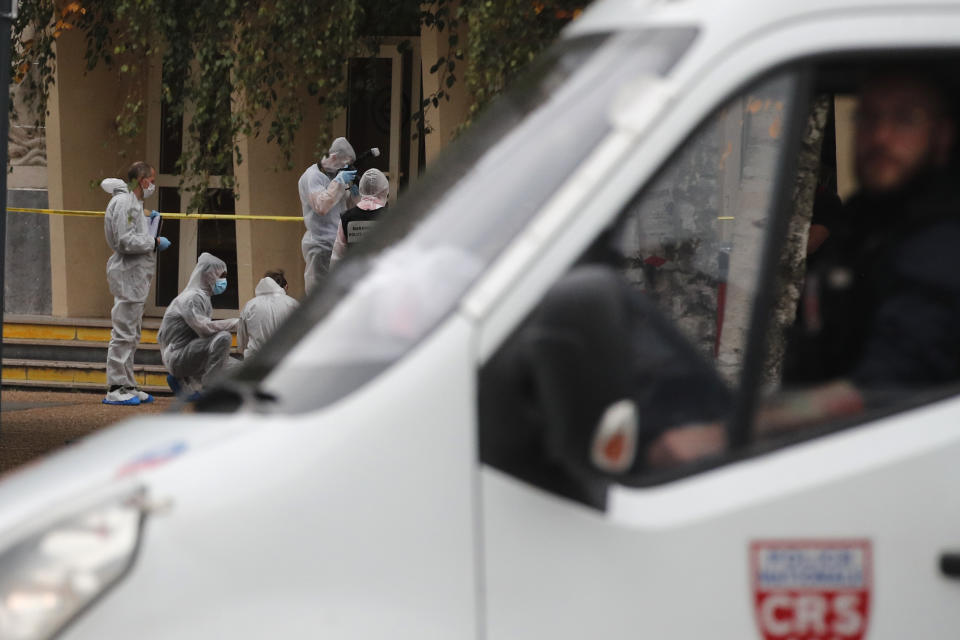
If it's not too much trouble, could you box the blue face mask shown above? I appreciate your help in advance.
[213,278,228,295]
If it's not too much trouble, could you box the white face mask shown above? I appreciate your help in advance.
[142,181,157,199]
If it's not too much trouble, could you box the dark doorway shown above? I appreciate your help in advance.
[155,186,181,308]
[197,189,238,310]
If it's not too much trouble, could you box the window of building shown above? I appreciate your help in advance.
[149,63,238,312]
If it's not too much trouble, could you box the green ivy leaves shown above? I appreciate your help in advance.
[13,0,585,209]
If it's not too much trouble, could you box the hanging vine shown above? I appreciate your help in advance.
[12,0,586,209]
[463,0,584,116]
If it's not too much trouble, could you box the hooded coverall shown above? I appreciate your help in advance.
[157,252,240,390]
[103,178,156,393]
[237,276,299,359]
[299,137,358,294]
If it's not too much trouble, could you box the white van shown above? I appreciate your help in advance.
[4,0,960,638]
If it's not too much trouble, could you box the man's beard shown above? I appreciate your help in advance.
[855,147,937,195]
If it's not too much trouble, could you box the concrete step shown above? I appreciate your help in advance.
[3,338,163,366]
[3,314,162,344]
[2,315,236,351]
[2,358,170,394]
[0,315,236,394]
[3,379,170,394]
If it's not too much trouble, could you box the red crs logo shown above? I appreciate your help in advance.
[751,540,871,640]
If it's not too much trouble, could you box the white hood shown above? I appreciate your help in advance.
[254,277,285,296]
[101,178,128,195]
[184,252,228,295]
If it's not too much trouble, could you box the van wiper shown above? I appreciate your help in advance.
[193,380,278,414]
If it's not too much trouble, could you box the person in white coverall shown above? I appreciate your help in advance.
[158,252,240,398]
[102,161,172,406]
[237,269,299,359]
[330,168,390,267]
[299,137,359,294]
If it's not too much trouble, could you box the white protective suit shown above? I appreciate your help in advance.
[331,168,390,267]
[299,137,358,294]
[237,276,299,359]
[157,253,240,389]
[102,177,156,392]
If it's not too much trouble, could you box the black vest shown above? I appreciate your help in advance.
[340,206,383,247]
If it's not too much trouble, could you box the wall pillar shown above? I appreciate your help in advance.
[46,30,146,318]
[420,3,472,166]
[233,100,325,304]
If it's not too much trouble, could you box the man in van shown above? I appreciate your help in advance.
[649,69,960,466]
[800,69,960,387]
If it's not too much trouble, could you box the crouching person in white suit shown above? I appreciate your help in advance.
[157,252,240,400]
[237,269,299,359]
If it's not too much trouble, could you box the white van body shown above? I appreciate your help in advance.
[3,0,960,638]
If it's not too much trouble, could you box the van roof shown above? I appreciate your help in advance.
[566,0,960,38]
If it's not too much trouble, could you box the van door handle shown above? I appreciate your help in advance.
[939,553,960,578]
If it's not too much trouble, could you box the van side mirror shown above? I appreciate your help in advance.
[479,264,732,506]
[521,265,639,478]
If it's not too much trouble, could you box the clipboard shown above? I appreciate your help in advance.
[148,213,162,238]
[149,214,163,252]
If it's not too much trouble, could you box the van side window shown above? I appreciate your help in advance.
[479,55,960,504]
[478,72,801,505]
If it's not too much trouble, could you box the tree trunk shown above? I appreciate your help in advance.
[715,80,794,384]
[620,81,829,389]
[762,95,831,387]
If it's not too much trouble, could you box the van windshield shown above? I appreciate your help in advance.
[235,27,697,413]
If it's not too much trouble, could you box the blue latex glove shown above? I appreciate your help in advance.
[149,209,160,219]
[350,184,360,197]
[157,236,171,251]
[334,169,357,186]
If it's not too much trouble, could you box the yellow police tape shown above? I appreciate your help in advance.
[6,207,303,222]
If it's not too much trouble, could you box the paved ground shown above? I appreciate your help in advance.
[0,389,177,476]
